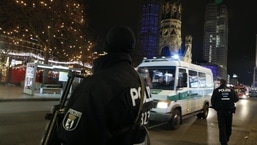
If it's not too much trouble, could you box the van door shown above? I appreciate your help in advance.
[188,70,199,113]
[177,68,189,115]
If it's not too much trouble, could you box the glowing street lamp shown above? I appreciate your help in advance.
[233,74,238,78]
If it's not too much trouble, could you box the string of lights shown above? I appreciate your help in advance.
[0,0,94,64]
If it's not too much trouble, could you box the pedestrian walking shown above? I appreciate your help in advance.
[211,79,239,145]
[58,25,152,145]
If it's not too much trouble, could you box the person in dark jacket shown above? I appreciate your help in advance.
[211,79,239,145]
[58,25,152,145]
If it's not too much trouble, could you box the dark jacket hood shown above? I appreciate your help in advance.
[92,53,132,73]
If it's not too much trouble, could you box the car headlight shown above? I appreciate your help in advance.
[157,101,170,109]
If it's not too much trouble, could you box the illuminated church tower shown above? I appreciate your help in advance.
[159,0,182,56]
[138,0,192,63]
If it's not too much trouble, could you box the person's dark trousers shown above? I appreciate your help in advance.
[217,111,233,145]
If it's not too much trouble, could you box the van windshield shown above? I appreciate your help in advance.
[138,66,176,90]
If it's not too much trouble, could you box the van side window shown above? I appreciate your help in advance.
[206,74,214,88]
[189,70,198,88]
[199,72,206,88]
[178,68,187,87]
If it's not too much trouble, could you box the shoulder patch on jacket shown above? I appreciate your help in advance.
[62,108,82,131]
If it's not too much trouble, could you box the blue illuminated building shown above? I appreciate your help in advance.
[138,0,161,59]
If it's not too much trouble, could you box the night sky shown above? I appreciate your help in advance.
[85,0,257,85]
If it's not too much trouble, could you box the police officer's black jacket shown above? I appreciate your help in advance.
[58,53,152,145]
[211,84,239,112]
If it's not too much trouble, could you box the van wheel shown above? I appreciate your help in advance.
[167,109,181,130]
[197,104,209,119]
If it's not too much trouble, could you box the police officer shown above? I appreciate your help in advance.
[58,25,152,145]
[211,79,239,145]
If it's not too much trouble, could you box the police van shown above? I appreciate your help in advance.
[136,57,214,129]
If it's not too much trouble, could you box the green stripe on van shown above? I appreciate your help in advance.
[151,89,162,94]
[167,91,189,101]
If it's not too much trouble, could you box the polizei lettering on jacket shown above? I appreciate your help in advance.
[130,86,152,125]
[218,88,231,92]
[130,86,151,106]
[218,88,231,101]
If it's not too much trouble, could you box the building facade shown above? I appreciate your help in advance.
[159,0,182,56]
[138,0,192,63]
[203,3,228,79]
[138,0,161,60]
[253,35,257,87]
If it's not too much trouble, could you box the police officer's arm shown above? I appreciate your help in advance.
[211,89,218,110]
[231,89,239,103]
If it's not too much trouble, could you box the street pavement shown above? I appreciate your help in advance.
[0,84,257,144]
[0,83,60,102]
